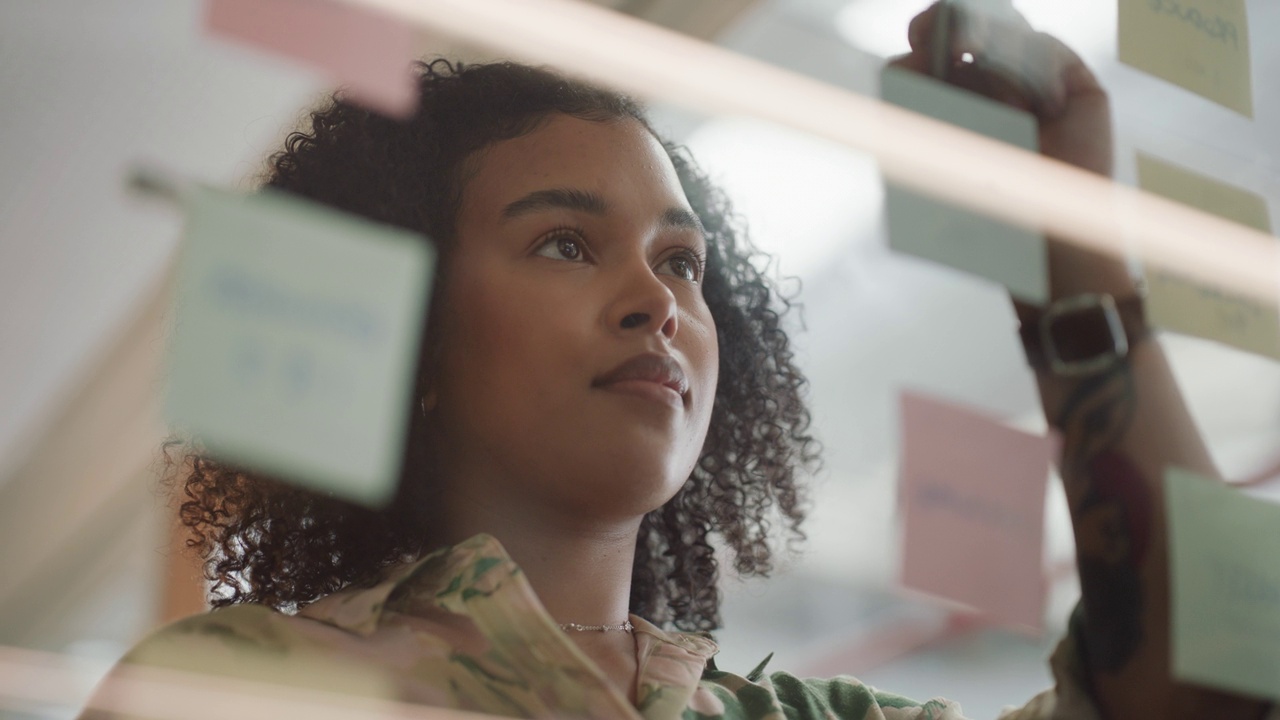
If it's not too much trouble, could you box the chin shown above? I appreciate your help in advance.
[506,409,706,518]
[557,448,694,518]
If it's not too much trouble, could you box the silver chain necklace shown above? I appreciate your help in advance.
[558,620,635,633]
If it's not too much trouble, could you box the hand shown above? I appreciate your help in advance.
[890,2,1129,301]
[890,2,1113,177]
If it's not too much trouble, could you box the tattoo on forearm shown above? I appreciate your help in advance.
[1055,368,1135,485]
[1054,363,1151,673]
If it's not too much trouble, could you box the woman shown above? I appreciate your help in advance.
[85,4,1274,719]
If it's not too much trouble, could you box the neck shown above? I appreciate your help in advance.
[435,476,642,629]
[491,521,640,627]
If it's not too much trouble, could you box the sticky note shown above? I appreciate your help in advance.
[1167,466,1280,700]
[1118,0,1253,117]
[897,391,1054,631]
[1136,153,1279,358]
[206,0,419,117]
[881,67,1047,303]
[167,187,434,507]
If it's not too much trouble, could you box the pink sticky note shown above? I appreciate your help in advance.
[206,0,419,118]
[897,391,1054,632]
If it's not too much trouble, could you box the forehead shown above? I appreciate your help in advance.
[458,115,691,222]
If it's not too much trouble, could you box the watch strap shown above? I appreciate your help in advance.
[1019,294,1148,376]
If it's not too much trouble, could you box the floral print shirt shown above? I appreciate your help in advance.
[84,534,1120,719]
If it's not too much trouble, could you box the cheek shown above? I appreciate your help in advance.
[683,303,720,412]
[435,265,586,413]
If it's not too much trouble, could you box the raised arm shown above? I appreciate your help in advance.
[1028,224,1270,720]
[896,4,1271,718]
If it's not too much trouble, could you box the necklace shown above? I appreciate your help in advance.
[558,620,634,633]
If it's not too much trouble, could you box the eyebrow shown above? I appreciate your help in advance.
[501,187,706,237]
[502,188,606,219]
[660,207,706,237]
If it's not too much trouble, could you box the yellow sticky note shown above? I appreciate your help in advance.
[1136,153,1278,358]
[1119,0,1253,116]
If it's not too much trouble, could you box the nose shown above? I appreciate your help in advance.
[608,262,679,341]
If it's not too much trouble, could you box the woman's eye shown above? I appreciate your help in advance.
[534,233,586,262]
[661,253,701,283]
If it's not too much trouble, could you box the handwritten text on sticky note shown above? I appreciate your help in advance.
[1119,0,1253,116]
[898,391,1055,631]
[881,67,1047,303]
[1167,467,1280,700]
[1136,153,1278,358]
[206,0,419,117]
[167,187,434,507]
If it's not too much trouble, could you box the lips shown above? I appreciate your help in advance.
[593,353,689,398]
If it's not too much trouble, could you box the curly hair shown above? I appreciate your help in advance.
[172,59,819,632]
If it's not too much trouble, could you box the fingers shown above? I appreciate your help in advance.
[905,2,1034,68]
[891,2,1114,175]
[886,50,929,76]
[906,2,943,54]
[947,61,1038,112]
[896,2,1086,121]
[903,2,974,76]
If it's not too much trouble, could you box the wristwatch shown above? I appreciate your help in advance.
[1018,293,1149,376]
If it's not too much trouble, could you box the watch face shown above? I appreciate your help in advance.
[1048,305,1116,363]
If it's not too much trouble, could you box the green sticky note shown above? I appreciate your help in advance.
[167,187,434,507]
[1136,153,1278,359]
[1119,0,1253,117]
[1167,466,1280,700]
[881,66,1047,303]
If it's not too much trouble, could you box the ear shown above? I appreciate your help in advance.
[418,342,442,417]
[421,389,439,416]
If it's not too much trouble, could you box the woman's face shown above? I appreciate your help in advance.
[428,114,719,527]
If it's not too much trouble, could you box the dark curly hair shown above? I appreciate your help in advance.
[171,59,819,632]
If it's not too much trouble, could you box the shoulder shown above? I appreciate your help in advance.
[698,663,968,720]
[117,604,305,671]
[782,674,965,720]
[79,604,399,719]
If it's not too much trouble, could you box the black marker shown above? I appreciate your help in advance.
[931,0,1053,115]
[930,0,956,81]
